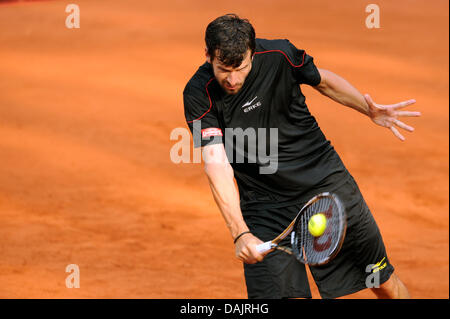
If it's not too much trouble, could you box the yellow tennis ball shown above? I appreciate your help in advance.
[308,213,327,237]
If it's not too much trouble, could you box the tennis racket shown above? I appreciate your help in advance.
[255,192,347,266]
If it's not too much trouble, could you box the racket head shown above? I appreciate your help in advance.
[291,192,347,266]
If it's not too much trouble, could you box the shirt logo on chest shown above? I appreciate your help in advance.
[241,96,262,113]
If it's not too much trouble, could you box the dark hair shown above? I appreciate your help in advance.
[205,14,256,68]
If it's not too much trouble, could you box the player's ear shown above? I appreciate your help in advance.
[205,48,211,63]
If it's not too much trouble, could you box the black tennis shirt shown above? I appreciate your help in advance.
[183,38,348,210]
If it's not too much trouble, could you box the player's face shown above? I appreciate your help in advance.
[207,49,253,95]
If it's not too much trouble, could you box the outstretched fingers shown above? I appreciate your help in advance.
[396,110,422,117]
[393,119,414,132]
[388,99,417,110]
[390,126,405,141]
[365,94,420,141]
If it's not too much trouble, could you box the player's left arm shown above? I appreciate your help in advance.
[313,68,421,141]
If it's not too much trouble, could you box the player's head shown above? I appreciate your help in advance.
[205,14,256,95]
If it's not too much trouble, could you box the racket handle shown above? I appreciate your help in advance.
[256,241,273,254]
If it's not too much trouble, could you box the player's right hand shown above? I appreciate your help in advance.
[234,233,266,264]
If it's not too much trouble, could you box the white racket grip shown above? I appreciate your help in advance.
[256,241,273,254]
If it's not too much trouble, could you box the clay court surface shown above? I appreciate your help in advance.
[0,0,448,298]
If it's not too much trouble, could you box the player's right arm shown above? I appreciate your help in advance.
[202,143,264,264]
[183,78,264,264]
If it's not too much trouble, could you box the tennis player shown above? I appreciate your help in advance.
[183,14,420,299]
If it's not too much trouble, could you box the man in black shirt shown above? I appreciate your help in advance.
[183,14,420,299]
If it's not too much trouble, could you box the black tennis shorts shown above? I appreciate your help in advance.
[242,173,395,299]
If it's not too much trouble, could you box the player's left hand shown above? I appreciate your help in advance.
[364,94,421,141]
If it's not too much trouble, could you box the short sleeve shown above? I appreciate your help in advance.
[184,91,224,148]
[285,40,322,86]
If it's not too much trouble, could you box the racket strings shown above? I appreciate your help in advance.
[294,195,345,265]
